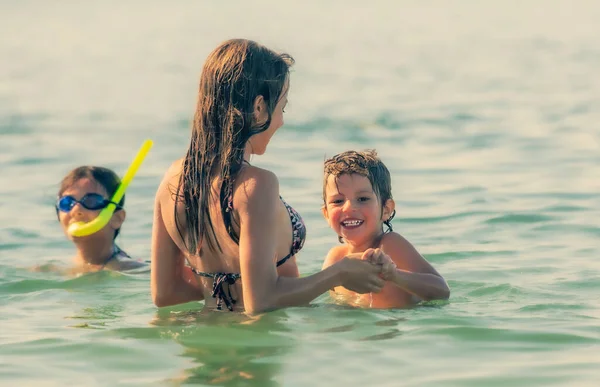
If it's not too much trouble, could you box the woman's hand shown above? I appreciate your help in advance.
[336,254,385,293]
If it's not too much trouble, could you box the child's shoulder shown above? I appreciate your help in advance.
[379,231,407,247]
[378,231,426,270]
[378,231,417,258]
[108,250,150,272]
[113,258,150,272]
[321,245,349,269]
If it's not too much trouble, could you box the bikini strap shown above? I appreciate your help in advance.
[100,245,122,270]
[190,267,241,311]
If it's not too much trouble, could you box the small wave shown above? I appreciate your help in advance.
[485,213,555,224]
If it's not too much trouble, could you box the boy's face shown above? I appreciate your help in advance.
[57,178,125,242]
[322,173,393,248]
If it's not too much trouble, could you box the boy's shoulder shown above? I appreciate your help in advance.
[379,231,406,247]
[108,250,150,272]
[321,245,349,269]
[328,244,349,258]
[378,231,412,260]
[378,231,429,272]
[109,259,150,273]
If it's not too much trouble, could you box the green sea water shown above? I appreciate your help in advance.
[1,1,599,386]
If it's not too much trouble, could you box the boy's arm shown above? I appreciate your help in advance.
[380,233,450,301]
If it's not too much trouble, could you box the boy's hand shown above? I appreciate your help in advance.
[337,258,385,293]
[361,248,397,281]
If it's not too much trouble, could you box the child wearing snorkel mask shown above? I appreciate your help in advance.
[56,166,147,273]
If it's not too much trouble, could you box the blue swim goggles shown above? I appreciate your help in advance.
[56,193,121,213]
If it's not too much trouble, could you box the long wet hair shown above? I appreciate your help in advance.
[175,39,294,255]
[57,166,125,240]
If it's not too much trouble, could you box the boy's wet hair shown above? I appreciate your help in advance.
[323,149,395,234]
[57,166,125,240]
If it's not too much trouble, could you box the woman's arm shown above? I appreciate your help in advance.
[237,169,385,314]
[380,233,450,301]
[151,189,204,307]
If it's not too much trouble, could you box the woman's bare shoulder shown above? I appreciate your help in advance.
[156,158,184,203]
[232,165,279,208]
[237,164,279,186]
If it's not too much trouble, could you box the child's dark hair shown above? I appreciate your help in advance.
[57,166,125,240]
[323,149,396,237]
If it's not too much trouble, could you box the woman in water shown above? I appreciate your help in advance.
[151,39,386,314]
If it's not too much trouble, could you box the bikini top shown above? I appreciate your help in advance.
[190,165,306,311]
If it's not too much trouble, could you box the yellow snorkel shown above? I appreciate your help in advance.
[68,139,154,237]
